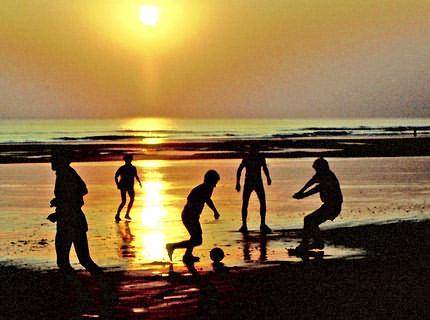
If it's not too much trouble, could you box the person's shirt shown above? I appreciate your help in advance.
[313,170,343,204]
[55,166,87,209]
[241,153,266,183]
[116,164,137,189]
[184,183,214,218]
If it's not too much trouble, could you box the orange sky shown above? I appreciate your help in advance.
[1,0,429,118]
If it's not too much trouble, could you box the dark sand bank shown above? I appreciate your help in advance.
[2,220,430,319]
[1,136,430,163]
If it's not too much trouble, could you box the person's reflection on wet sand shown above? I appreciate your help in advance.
[258,235,267,262]
[184,261,200,277]
[288,248,324,264]
[243,235,252,263]
[242,234,268,262]
[212,261,228,273]
[117,221,135,258]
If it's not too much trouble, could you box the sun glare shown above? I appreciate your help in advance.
[139,4,160,26]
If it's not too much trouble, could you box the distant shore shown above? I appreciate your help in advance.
[1,219,430,319]
[1,136,430,163]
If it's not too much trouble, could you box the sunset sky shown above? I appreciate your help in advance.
[1,0,429,118]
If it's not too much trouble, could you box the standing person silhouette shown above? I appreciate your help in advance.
[166,170,221,263]
[49,150,102,275]
[114,154,142,222]
[293,157,343,252]
[236,144,272,234]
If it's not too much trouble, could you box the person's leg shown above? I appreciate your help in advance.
[255,183,271,233]
[183,219,202,260]
[73,231,103,276]
[55,230,73,272]
[240,183,253,232]
[115,189,127,221]
[302,206,328,246]
[167,218,202,261]
[124,189,135,220]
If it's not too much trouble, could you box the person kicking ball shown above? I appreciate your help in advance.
[166,170,221,263]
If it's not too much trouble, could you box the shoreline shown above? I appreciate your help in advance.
[1,136,430,163]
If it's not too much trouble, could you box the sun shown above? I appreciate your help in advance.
[139,5,160,26]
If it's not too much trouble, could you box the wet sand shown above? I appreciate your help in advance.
[1,157,429,271]
[1,156,429,318]
[1,220,430,319]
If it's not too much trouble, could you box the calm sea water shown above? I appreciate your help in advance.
[0,118,429,144]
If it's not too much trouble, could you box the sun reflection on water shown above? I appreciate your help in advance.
[127,160,170,265]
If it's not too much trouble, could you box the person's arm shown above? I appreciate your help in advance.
[299,184,320,198]
[134,167,142,188]
[206,198,220,220]
[262,157,271,186]
[236,160,245,192]
[115,169,120,188]
[293,176,317,199]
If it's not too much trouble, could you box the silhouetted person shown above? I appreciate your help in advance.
[236,144,272,234]
[293,157,343,252]
[413,129,417,137]
[115,154,142,222]
[166,170,221,263]
[49,150,102,275]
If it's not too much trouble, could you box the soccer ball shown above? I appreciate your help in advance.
[209,247,224,263]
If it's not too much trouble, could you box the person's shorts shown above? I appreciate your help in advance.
[56,207,88,233]
[244,179,265,192]
[181,204,203,238]
[120,186,135,196]
[314,202,342,221]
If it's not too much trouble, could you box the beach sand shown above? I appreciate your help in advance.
[1,220,430,319]
[0,156,429,318]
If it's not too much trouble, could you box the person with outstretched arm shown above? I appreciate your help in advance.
[293,157,343,252]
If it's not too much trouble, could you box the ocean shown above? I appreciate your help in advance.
[0,118,429,144]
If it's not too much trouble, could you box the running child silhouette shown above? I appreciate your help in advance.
[166,170,221,263]
[115,155,142,222]
[293,157,343,252]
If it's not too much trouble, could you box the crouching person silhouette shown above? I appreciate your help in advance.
[166,170,221,263]
[293,157,343,252]
[49,150,103,276]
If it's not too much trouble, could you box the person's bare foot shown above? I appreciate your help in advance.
[260,224,272,234]
[115,215,121,222]
[124,215,132,220]
[238,225,249,234]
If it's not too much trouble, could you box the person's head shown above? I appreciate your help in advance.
[248,143,260,155]
[51,150,72,171]
[204,170,220,187]
[312,157,330,173]
[123,154,133,164]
